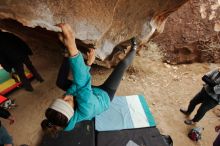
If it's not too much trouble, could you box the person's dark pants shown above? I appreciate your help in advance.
[1,64,12,73]
[0,125,13,145]
[56,57,72,91]
[98,49,136,101]
[56,49,136,101]
[13,56,43,90]
[186,87,218,122]
[214,133,220,146]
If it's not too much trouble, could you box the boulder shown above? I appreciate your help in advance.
[0,0,188,67]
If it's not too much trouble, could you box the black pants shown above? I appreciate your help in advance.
[56,49,136,101]
[214,132,220,146]
[186,87,218,122]
[12,56,42,88]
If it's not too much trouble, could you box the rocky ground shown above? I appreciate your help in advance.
[1,43,220,146]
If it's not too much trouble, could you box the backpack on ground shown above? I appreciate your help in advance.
[188,127,204,141]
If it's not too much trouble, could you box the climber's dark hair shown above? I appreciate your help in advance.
[41,108,68,137]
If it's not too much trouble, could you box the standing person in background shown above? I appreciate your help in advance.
[0,107,15,146]
[0,30,44,92]
[213,124,220,146]
[180,68,220,125]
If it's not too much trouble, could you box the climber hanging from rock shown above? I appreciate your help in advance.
[41,23,137,135]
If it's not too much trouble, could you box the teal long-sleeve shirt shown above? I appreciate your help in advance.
[64,53,110,131]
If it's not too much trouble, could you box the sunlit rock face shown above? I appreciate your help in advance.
[0,0,188,67]
[154,0,220,64]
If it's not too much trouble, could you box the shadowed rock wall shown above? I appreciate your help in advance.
[0,0,188,67]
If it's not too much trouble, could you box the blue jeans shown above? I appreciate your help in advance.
[0,125,13,145]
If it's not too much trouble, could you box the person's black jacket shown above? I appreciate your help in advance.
[0,31,33,71]
[0,107,11,126]
[0,55,12,72]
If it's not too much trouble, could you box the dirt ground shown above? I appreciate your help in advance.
[1,44,220,146]
[153,0,220,64]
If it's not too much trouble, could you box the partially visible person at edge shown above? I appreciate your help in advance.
[0,30,44,92]
[0,107,15,146]
[213,124,220,146]
[180,68,220,125]
[41,23,137,135]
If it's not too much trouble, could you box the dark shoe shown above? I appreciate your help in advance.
[130,37,137,50]
[23,84,34,92]
[184,119,195,125]
[36,76,44,83]
[180,108,190,115]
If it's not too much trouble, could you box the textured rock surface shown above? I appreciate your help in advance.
[0,0,188,67]
[154,0,220,64]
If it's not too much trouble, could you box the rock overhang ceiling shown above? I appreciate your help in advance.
[0,0,188,67]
